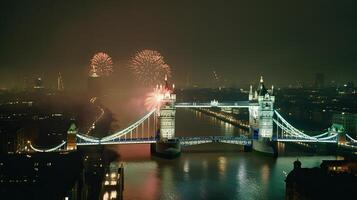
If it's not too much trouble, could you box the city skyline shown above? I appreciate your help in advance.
[1,1,357,89]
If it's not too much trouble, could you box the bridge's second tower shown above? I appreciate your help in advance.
[257,77,275,139]
[249,76,275,154]
[158,76,176,140]
[152,76,180,158]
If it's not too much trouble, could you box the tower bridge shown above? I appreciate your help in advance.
[28,76,357,155]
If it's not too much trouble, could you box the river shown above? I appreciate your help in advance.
[106,108,338,200]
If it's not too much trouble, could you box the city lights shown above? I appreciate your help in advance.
[0,1,356,199]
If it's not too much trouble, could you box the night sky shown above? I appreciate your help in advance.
[0,0,357,89]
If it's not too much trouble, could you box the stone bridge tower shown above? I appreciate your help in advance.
[249,76,275,154]
[153,76,180,158]
[158,76,176,141]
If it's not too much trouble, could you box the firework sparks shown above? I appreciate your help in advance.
[129,49,171,86]
[89,52,114,77]
[144,80,175,111]
[145,86,164,111]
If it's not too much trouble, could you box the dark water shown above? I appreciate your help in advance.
[107,109,338,200]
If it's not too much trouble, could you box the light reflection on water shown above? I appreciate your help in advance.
[109,109,338,200]
[218,156,227,178]
[118,152,337,200]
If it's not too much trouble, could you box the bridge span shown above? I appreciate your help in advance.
[75,135,251,146]
[175,101,253,108]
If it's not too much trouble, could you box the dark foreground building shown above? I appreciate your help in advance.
[0,151,83,199]
[286,159,357,200]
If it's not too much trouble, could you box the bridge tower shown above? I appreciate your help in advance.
[257,76,275,139]
[158,75,176,140]
[152,76,181,158]
[66,123,78,150]
[329,123,345,144]
[249,76,275,154]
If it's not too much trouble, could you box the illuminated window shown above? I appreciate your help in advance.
[110,191,117,198]
[103,192,109,200]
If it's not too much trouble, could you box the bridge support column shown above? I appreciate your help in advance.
[249,76,277,156]
[151,142,181,159]
[243,144,253,152]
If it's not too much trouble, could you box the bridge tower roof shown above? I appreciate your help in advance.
[258,76,268,96]
[163,74,174,93]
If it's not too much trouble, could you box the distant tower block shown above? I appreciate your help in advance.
[67,123,78,150]
[34,77,44,89]
[57,72,64,91]
[159,75,176,140]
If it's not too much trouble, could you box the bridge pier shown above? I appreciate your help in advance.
[151,142,181,159]
[252,139,277,156]
[243,143,253,152]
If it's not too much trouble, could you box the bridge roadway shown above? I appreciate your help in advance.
[174,101,255,108]
[76,135,252,146]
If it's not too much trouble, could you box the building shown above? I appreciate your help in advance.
[34,77,44,89]
[101,162,124,200]
[57,72,64,91]
[0,151,83,199]
[314,73,325,88]
[320,160,357,175]
[285,159,357,200]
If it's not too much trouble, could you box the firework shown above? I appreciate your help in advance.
[129,49,171,86]
[145,86,164,111]
[89,52,114,77]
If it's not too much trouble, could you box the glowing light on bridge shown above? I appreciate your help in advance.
[89,52,113,77]
[28,140,67,152]
[129,49,171,86]
[144,83,173,111]
[145,87,164,111]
